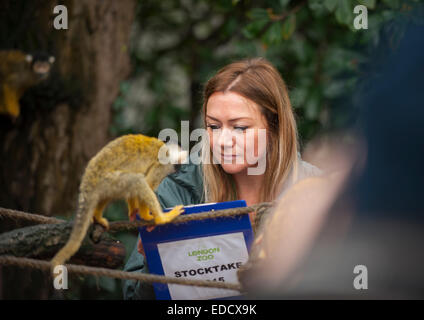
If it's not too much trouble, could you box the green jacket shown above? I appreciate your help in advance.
[122,163,203,300]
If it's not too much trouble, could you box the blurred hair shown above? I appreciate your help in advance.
[201,57,299,203]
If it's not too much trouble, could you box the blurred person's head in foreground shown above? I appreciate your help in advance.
[238,24,424,299]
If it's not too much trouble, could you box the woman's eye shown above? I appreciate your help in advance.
[207,124,220,130]
[234,126,248,132]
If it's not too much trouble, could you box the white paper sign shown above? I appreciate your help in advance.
[157,232,249,300]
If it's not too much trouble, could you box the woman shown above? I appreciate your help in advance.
[122,57,321,299]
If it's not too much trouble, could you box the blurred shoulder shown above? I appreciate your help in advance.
[277,159,322,200]
[298,159,323,180]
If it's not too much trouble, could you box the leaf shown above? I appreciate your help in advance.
[290,36,312,63]
[309,0,327,15]
[247,8,270,21]
[335,0,353,25]
[324,0,338,12]
[358,0,376,9]
[280,0,291,8]
[282,14,296,40]
[263,21,283,45]
[243,19,268,39]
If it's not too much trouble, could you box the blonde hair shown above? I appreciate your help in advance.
[202,57,299,203]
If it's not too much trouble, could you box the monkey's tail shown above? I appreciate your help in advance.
[50,196,96,274]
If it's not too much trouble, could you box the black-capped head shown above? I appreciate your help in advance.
[25,52,55,79]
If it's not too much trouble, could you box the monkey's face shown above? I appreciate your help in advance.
[168,144,189,165]
[26,54,55,79]
[158,143,189,172]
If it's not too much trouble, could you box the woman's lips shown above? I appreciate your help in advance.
[212,148,243,163]
[220,154,243,163]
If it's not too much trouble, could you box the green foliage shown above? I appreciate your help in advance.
[282,14,296,40]
[111,0,424,145]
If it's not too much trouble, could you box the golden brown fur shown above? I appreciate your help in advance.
[51,134,186,271]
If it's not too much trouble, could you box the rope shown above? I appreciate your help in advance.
[0,207,63,225]
[108,202,273,232]
[0,202,273,233]
[0,202,274,292]
[0,255,242,291]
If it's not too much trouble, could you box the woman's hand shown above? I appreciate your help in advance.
[136,226,156,257]
[137,237,145,257]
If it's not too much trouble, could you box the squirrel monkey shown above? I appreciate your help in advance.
[51,134,188,270]
[0,50,55,120]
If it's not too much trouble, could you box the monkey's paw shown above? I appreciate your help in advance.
[94,216,110,230]
[154,205,184,225]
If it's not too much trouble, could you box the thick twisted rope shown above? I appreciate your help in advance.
[0,202,274,291]
[0,202,273,232]
[108,202,273,232]
[0,255,242,291]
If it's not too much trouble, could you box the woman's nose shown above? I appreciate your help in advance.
[217,128,234,148]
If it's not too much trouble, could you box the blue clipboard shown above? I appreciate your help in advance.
[137,200,253,300]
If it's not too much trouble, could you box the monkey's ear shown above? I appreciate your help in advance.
[25,54,33,63]
[49,56,55,64]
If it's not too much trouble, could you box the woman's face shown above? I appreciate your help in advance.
[206,91,268,175]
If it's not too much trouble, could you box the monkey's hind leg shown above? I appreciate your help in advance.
[127,198,137,219]
[102,171,183,225]
[136,178,184,225]
[92,199,109,229]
